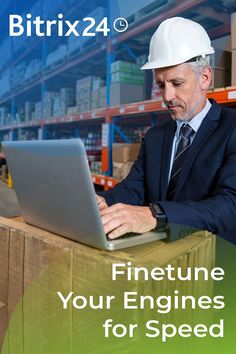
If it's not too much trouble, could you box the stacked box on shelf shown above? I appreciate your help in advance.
[25,102,35,121]
[231,12,236,85]
[209,49,231,89]
[110,82,144,106]
[15,105,25,123]
[3,113,11,126]
[67,106,80,115]
[43,91,59,119]
[136,54,153,100]
[110,61,144,105]
[111,60,144,85]
[76,76,99,112]
[92,87,107,109]
[99,86,106,108]
[0,108,9,126]
[53,87,75,117]
[91,89,100,110]
[112,143,141,180]
[53,97,61,117]
[91,78,105,110]
[32,102,42,120]
[60,87,75,115]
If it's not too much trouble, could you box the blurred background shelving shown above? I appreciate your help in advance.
[0,0,236,188]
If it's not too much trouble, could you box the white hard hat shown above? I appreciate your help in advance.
[141,17,214,70]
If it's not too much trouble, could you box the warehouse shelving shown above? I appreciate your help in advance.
[0,0,236,189]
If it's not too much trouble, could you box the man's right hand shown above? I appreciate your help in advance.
[96,195,108,211]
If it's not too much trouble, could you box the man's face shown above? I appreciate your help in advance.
[154,63,208,121]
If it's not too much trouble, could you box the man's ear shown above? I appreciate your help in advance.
[200,67,212,90]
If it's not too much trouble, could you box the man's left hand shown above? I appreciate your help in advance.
[100,203,157,239]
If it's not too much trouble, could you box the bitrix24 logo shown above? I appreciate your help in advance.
[9,14,129,37]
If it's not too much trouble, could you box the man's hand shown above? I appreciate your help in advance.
[96,195,108,211]
[100,203,157,239]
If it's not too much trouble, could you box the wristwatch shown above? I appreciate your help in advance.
[149,202,168,230]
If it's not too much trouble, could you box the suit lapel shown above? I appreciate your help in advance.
[160,120,176,199]
[174,100,222,200]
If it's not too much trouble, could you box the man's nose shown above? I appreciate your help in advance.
[162,85,175,102]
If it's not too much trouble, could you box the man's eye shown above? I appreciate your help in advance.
[173,82,183,86]
[157,83,164,89]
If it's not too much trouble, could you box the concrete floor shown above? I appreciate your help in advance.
[0,180,21,217]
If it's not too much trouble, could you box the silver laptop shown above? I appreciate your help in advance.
[2,139,166,250]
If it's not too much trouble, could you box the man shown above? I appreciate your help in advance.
[97,17,236,244]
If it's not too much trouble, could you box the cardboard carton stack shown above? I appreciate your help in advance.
[43,91,60,119]
[25,101,35,122]
[76,76,105,112]
[67,106,80,115]
[59,87,75,115]
[112,143,141,180]
[0,108,9,126]
[32,102,42,120]
[231,13,236,86]
[91,78,106,110]
[0,217,215,353]
[91,77,106,109]
[110,61,144,105]
[209,49,231,89]
[76,76,95,112]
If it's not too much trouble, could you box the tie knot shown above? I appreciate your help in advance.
[180,124,194,140]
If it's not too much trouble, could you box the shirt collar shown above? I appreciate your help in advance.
[176,99,212,136]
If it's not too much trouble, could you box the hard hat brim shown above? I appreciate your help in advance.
[140,49,215,70]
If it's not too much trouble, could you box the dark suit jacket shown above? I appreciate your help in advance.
[101,100,236,243]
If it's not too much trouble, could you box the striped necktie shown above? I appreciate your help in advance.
[167,124,194,200]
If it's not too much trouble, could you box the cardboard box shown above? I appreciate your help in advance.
[232,49,236,85]
[209,68,231,89]
[110,83,144,106]
[111,72,144,85]
[0,217,215,353]
[111,60,133,74]
[112,143,141,163]
[112,161,133,180]
[211,49,231,70]
[231,12,236,50]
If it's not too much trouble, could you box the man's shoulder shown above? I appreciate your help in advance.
[211,100,236,123]
[145,118,173,137]
[220,105,236,121]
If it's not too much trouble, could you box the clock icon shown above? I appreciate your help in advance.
[113,18,128,33]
